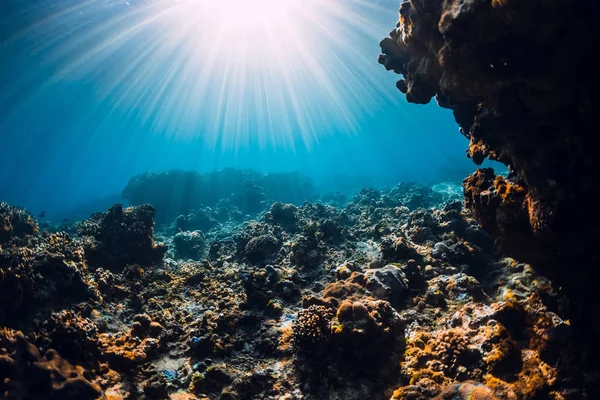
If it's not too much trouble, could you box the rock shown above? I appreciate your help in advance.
[0,332,104,400]
[0,232,96,326]
[432,242,450,258]
[173,230,205,260]
[266,202,299,231]
[79,204,166,271]
[264,264,282,283]
[244,234,281,264]
[175,210,218,232]
[379,0,600,366]
[379,236,420,262]
[122,169,316,224]
[364,265,409,306]
[319,218,343,241]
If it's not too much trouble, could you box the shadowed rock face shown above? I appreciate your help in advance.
[379,0,600,348]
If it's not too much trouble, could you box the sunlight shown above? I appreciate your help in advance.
[4,0,400,149]
[201,0,299,33]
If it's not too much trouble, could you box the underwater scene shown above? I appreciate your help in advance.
[1,0,599,399]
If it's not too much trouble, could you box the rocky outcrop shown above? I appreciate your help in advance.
[379,0,599,270]
[0,180,592,399]
[78,204,166,271]
[379,0,600,373]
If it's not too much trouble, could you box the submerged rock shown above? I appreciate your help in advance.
[122,169,316,224]
[0,331,104,400]
[79,204,166,271]
[244,234,281,264]
[173,230,205,260]
[364,264,409,306]
[379,0,600,379]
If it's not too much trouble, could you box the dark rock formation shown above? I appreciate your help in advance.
[379,0,599,268]
[379,0,600,374]
[265,202,299,232]
[78,204,166,271]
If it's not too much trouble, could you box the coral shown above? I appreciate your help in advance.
[0,232,96,326]
[1,179,595,399]
[0,331,104,400]
[289,235,321,268]
[79,204,166,271]
[97,326,160,370]
[434,381,498,400]
[331,299,402,355]
[37,310,101,364]
[293,298,402,366]
[0,202,38,244]
[244,234,281,264]
[292,305,335,353]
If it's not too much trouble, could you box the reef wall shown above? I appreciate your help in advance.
[378,0,600,359]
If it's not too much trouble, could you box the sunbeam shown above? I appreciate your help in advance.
[1,0,400,149]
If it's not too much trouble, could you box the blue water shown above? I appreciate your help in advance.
[0,0,501,220]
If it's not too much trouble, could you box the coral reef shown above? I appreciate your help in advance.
[0,231,97,327]
[0,178,595,398]
[0,203,38,244]
[0,330,104,399]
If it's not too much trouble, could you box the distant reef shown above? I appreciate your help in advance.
[379,0,600,378]
[121,169,318,224]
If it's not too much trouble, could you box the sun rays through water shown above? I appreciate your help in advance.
[2,0,401,150]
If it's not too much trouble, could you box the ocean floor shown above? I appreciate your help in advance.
[0,172,589,399]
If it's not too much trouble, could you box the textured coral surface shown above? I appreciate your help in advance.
[1,179,595,398]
